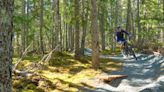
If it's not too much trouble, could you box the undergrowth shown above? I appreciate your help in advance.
[13,51,123,92]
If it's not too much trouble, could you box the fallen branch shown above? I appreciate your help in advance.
[13,69,35,77]
[13,45,59,77]
[13,42,32,71]
[81,74,128,88]
[96,75,128,83]
[39,45,59,64]
[39,54,48,63]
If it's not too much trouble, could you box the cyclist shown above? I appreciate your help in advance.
[115,26,131,59]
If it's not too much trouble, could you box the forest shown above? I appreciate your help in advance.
[0,0,164,92]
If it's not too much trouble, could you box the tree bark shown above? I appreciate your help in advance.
[113,0,119,51]
[74,0,81,59]
[26,0,29,47]
[21,0,26,55]
[126,0,132,33]
[0,0,13,91]
[137,0,141,42]
[162,0,164,42]
[81,0,88,55]
[110,1,115,51]
[99,2,105,50]
[70,26,74,51]
[16,32,20,55]
[53,0,61,51]
[40,0,44,54]
[91,0,100,69]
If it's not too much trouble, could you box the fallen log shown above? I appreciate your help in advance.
[97,75,128,87]
[97,75,128,83]
[13,69,36,78]
[81,75,128,88]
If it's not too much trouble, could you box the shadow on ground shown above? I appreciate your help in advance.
[89,54,164,92]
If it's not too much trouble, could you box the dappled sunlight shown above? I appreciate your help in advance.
[13,52,123,92]
[104,54,164,92]
[100,61,123,72]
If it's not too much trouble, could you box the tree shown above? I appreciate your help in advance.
[40,0,44,54]
[11,0,164,64]
[21,0,26,54]
[162,0,164,42]
[81,0,88,55]
[126,0,132,33]
[91,0,100,69]
[52,0,62,51]
[0,0,13,91]
[99,1,106,50]
[137,0,141,41]
[74,0,81,59]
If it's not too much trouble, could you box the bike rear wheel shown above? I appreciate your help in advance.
[129,47,137,60]
[124,42,137,60]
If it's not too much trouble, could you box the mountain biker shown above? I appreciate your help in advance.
[115,26,131,59]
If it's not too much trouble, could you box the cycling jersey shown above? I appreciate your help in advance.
[116,30,129,43]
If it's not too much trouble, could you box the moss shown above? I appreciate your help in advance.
[34,88,45,92]
[101,49,112,55]
[13,79,24,89]
[25,84,37,89]
[21,89,35,92]
[100,48,120,55]
[13,51,123,92]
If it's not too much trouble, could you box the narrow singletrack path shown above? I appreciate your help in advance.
[95,54,164,92]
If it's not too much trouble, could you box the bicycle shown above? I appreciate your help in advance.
[122,41,137,60]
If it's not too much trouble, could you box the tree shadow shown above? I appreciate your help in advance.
[54,78,97,92]
[111,55,164,86]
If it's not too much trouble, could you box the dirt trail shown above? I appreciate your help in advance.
[95,54,164,92]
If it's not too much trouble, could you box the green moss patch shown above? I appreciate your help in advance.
[13,52,123,92]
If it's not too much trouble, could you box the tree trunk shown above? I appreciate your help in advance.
[53,0,61,51]
[91,0,100,69]
[126,0,131,33]
[26,0,29,47]
[21,0,26,55]
[74,0,81,59]
[81,0,88,55]
[40,0,44,54]
[0,0,13,91]
[113,0,119,51]
[163,0,164,42]
[51,0,55,49]
[70,26,74,51]
[32,0,36,52]
[16,32,20,55]
[137,0,141,42]
[99,2,105,50]
[110,1,114,51]
[131,0,135,41]
[65,23,68,51]
[58,0,62,51]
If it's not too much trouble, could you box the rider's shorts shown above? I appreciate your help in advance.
[117,38,126,45]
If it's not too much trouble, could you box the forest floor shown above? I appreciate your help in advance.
[12,51,123,92]
[91,54,164,92]
[12,49,164,92]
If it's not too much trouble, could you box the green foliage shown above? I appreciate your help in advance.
[13,52,123,92]
[13,0,163,55]
[48,52,76,66]
[100,48,120,55]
